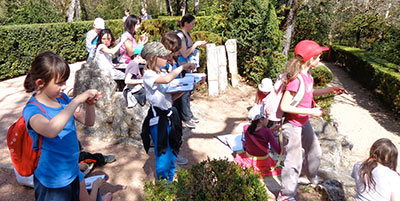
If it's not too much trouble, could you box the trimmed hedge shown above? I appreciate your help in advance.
[0,16,225,80]
[325,45,400,115]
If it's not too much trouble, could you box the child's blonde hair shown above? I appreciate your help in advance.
[284,55,307,85]
[145,57,160,72]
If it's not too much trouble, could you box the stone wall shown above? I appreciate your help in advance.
[73,62,149,148]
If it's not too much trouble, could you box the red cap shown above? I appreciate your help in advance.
[294,40,329,62]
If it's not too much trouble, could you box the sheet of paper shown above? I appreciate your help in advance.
[85,175,105,190]
[166,76,195,93]
[216,133,243,152]
[185,73,206,83]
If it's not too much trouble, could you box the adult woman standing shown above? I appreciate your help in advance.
[175,14,206,129]
[119,15,148,64]
[177,14,207,70]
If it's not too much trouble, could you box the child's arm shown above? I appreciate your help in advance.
[29,89,100,138]
[313,87,347,97]
[125,73,144,85]
[100,36,128,55]
[155,63,195,84]
[280,90,323,117]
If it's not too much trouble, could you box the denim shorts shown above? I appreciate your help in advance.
[34,175,80,201]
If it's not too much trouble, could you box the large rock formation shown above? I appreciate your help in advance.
[73,62,149,148]
[310,117,356,200]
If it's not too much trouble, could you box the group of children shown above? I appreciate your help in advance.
[235,40,400,201]
[19,12,399,201]
[21,13,206,200]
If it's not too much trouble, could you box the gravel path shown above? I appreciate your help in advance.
[325,62,400,171]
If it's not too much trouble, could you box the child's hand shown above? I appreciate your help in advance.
[139,33,148,44]
[86,92,105,105]
[182,63,195,71]
[92,178,105,189]
[330,87,348,95]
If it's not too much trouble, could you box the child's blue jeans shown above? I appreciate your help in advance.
[150,123,177,182]
[34,175,79,201]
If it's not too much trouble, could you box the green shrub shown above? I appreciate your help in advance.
[143,158,268,201]
[226,0,286,83]
[310,65,333,87]
[326,45,400,115]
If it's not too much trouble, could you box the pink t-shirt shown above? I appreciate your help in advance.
[285,72,314,126]
[120,32,138,64]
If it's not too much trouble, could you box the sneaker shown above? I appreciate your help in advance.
[83,163,94,176]
[190,116,200,123]
[175,155,188,165]
[308,176,320,187]
[277,192,296,201]
[183,121,196,129]
[104,154,116,163]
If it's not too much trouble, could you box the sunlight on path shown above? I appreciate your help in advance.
[325,62,400,171]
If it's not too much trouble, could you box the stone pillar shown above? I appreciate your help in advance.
[225,39,239,87]
[206,43,219,96]
[216,45,228,91]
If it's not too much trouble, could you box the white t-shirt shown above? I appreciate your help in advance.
[95,44,113,75]
[352,162,400,201]
[143,70,172,110]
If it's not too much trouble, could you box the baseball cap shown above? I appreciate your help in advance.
[294,40,329,62]
[94,18,105,29]
[141,42,172,60]
[248,104,265,121]
[258,78,273,93]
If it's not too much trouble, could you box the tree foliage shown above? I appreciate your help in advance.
[226,0,286,83]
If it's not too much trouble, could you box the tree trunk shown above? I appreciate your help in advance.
[282,0,300,57]
[75,0,81,20]
[66,0,77,22]
[194,0,200,14]
[165,0,172,16]
[181,0,187,16]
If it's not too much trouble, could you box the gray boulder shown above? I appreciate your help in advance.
[310,117,356,199]
[73,62,149,148]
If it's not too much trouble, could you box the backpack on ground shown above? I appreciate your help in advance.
[7,100,51,177]
[263,73,305,121]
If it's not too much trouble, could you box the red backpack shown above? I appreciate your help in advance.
[7,100,51,177]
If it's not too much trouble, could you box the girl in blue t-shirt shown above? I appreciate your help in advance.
[23,52,104,201]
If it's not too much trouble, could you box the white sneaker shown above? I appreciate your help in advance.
[277,192,296,201]
[175,155,188,165]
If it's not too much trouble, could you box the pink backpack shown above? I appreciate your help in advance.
[263,73,305,121]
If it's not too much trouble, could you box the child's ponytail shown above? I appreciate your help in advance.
[247,119,260,135]
[284,55,304,86]
[24,72,36,93]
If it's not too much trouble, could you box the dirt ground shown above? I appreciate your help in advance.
[1,62,399,201]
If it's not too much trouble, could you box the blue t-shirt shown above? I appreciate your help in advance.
[161,63,181,78]
[22,93,80,188]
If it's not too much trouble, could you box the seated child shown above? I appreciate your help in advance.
[352,138,400,201]
[123,46,146,107]
[255,78,273,104]
[234,104,282,197]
